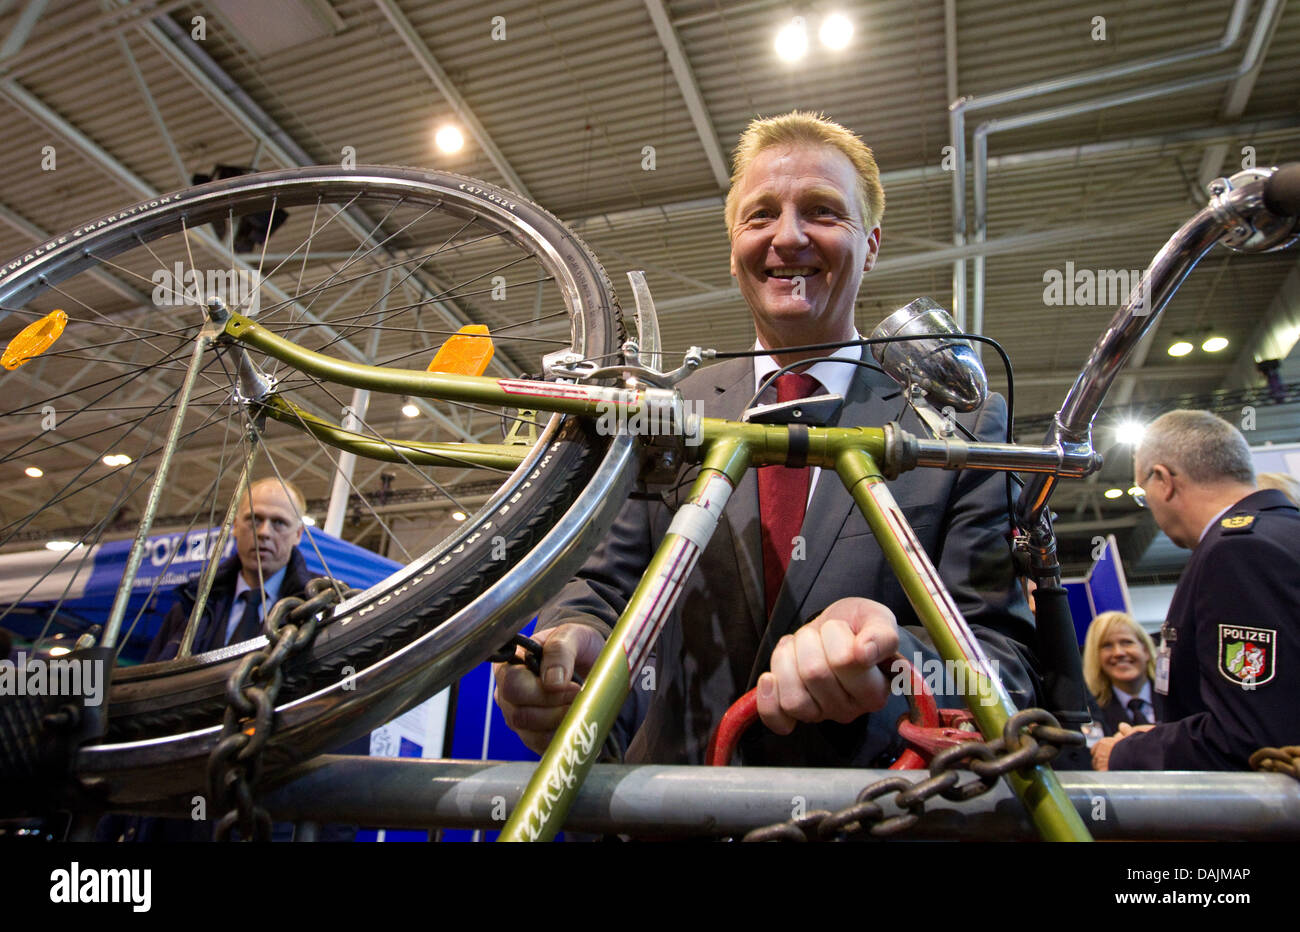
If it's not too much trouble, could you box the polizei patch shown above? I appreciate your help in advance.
[1218,625,1276,687]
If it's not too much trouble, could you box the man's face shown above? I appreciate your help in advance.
[1134,461,1191,548]
[729,143,880,349]
[234,482,303,582]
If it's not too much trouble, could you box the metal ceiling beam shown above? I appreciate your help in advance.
[641,0,730,189]
[1197,0,1287,186]
[0,0,187,77]
[943,0,959,103]
[371,0,531,198]
[114,25,189,188]
[0,0,50,61]
[565,116,1300,236]
[0,76,477,442]
[139,9,525,383]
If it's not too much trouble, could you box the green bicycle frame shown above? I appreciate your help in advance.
[223,313,1092,843]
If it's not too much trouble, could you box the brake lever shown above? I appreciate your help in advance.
[543,341,705,388]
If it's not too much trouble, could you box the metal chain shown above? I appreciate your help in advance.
[743,708,1084,841]
[1249,745,1300,780]
[206,577,360,841]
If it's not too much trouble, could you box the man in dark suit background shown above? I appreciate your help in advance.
[146,477,311,662]
[495,111,1039,766]
[1094,411,1300,771]
[108,476,364,840]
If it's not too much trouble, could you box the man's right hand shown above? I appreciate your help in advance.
[493,623,606,754]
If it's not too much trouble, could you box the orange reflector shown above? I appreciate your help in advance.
[3,309,67,370]
[427,324,494,376]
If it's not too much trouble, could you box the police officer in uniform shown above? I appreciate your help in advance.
[1093,410,1300,771]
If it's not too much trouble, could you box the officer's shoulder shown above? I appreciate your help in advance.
[1216,512,1258,536]
[1202,510,1299,564]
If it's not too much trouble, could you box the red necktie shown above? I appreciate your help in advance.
[758,371,820,616]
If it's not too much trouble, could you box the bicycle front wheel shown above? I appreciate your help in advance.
[0,166,628,802]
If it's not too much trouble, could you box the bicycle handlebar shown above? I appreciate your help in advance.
[1264,163,1300,218]
[1016,162,1300,580]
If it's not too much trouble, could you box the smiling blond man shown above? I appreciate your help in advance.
[497,112,1039,768]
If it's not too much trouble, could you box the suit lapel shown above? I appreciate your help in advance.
[698,357,768,641]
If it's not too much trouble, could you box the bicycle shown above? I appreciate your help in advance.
[0,160,1296,841]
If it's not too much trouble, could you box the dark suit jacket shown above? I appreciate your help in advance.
[144,548,313,662]
[109,547,361,841]
[538,352,1040,767]
[1110,489,1300,770]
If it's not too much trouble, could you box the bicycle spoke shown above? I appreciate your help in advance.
[277,362,473,512]
[0,165,618,765]
[269,397,415,564]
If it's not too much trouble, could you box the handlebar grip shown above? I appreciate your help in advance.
[1264,163,1300,218]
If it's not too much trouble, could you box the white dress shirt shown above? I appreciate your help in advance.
[1113,679,1157,724]
[752,333,864,504]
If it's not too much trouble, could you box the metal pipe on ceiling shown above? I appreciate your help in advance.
[948,0,1253,329]
[970,0,1286,349]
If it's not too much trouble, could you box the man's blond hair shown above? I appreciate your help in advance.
[724,111,885,236]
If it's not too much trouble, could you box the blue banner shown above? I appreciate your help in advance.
[6,527,401,661]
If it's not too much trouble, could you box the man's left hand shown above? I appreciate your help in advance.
[1091,721,1156,771]
[757,597,899,734]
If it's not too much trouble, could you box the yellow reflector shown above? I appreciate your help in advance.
[3,309,67,370]
[427,324,494,376]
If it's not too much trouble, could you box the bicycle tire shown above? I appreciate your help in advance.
[0,166,627,796]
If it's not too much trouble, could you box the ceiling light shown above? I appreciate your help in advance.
[1104,488,1123,499]
[102,453,132,466]
[1115,421,1146,446]
[401,397,419,418]
[1202,336,1229,352]
[819,12,853,49]
[46,540,79,552]
[24,466,42,477]
[774,17,808,62]
[1167,341,1193,357]
[47,645,71,657]
[435,125,464,154]
[1127,486,1142,496]
[301,515,316,526]
[451,511,467,522]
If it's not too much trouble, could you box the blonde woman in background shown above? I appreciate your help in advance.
[1083,611,1159,736]
[1258,471,1300,506]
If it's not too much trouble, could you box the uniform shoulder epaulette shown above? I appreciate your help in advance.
[1219,513,1255,534]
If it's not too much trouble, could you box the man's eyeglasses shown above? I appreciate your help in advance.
[1132,466,1173,508]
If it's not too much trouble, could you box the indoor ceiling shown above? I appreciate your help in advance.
[0,0,1297,577]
